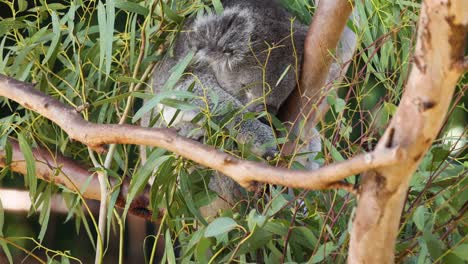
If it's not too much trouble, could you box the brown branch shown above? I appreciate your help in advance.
[0,75,403,193]
[349,0,468,262]
[0,139,154,219]
[279,0,356,154]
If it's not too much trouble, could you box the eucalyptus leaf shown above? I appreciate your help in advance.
[204,217,237,237]
[309,242,336,263]
[17,133,37,198]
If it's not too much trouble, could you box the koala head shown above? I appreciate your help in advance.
[187,3,306,117]
[188,6,255,71]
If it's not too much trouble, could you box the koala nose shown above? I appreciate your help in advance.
[262,149,278,161]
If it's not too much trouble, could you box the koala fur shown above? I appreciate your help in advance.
[188,0,309,114]
[155,66,278,159]
[145,0,320,213]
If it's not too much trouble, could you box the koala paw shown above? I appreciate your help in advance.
[236,118,278,159]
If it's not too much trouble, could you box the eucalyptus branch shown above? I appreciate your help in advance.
[0,139,154,219]
[348,1,467,262]
[0,75,404,192]
[279,0,357,155]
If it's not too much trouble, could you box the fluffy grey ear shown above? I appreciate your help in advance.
[188,6,255,69]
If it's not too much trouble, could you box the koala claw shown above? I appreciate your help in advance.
[262,149,277,161]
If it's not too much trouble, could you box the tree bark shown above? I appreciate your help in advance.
[279,0,356,155]
[0,75,401,192]
[348,0,467,262]
[0,139,154,219]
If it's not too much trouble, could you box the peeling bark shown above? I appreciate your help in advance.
[349,0,467,262]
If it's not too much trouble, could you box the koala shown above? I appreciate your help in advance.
[188,0,309,114]
[144,0,320,214]
[154,66,278,159]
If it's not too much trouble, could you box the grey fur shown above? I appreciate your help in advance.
[155,66,278,158]
[145,0,320,209]
[187,1,308,114]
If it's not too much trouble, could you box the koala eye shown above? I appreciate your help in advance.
[223,48,233,55]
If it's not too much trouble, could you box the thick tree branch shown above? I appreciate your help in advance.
[0,139,153,219]
[0,75,402,193]
[349,0,467,262]
[279,0,356,154]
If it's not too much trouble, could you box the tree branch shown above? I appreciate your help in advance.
[279,0,357,154]
[0,75,402,193]
[349,0,468,262]
[0,139,154,219]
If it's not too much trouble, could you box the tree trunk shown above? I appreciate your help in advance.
[349,0,467,262]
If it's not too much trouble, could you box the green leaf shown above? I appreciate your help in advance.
[247,209,267,231]
[159,98,198,111]
[97,1,107,77]
[123,148,167,218]
[132,90,197,123]
[266,190,288,217]
[334,98,346,113]
[91,91,133,107]
[383,102,398,117]
[413,206,426,231]
[114,76,142,83]
[42,12,61,65]
[38,185,52,242]
[18,0,28,12]
[164,229,176,264]
[211,0,224,14]
[309,242,336,263]
[323,138,345,162]
[184,228,204,258]
[292,227,317,249]
[105,0,115,77]
[423,233,444,260]
[263,220,288,236]
[0,19,27,36]
[452,244,468,260]
[238,228,272,255]
[179,169,208,226]
[97,0,114,78]
[115,0,149,16]
[18,133,37,198]
[196,236,211,263]
[204,217,237,237]
[163,51,195,91]
[162,3,184,23]
[0,199,12,264]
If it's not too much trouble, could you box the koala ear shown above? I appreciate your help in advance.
[189,6,255,69]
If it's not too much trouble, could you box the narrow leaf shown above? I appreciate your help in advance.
[205,217,237,237]
[18,133,37,198]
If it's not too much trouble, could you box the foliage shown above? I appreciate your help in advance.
[0,0,466,263]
